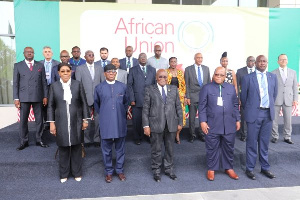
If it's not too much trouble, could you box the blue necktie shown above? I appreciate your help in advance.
[162,86,166,104]
[127,58,131,69]
[102,60,106,68]
[261,73,269,107]
[198,66,203,86]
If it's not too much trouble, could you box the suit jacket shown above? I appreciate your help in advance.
[127,65,156,107]
[47,80,89,147]
[116,68,128,84]
[75,62,105,106]
[95,60,111,67]
[236,66,249,97]
[119,57,139,71]
[13,60,48,102]
[241,71,278,123]
[272,68,298,106]
[199,82,240,134]
[142,84,183,133]
[94,81,128,139]
[40,59,60,85]
[184,64,211,103]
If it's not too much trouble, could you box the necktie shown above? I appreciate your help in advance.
[281,68,287,84]
[142,66,146,76]
[127,58,131,69]
[89,65,94,80]
[261,73,269,108]
[198,66,203,86]
[45,61,50,72]
[29,62,33,71]
[249,68,252,74]
[102,60,106,68]
[162,86,166,104]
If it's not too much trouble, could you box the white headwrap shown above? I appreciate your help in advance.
[60,78,72,105]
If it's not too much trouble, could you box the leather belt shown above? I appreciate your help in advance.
[259,107,270,110]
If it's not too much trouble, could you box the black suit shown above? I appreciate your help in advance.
[142,84,183,175]
[13,60,48,145]
[127,65,156,141]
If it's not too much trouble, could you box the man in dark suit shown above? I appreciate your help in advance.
[95,47,111,68]
[94,64,128,183]
[39,46,60,128]
[51,50,72,83]
[199,67,240,181]
[184,53,211,143]
[142,69,183,182]
[236,56,255,142]
[241,55,278,180]
[75,50,105,147]
[271,54,298,144]
[13,47,49,150]
[119,46,139,73]
[128,53,156,145]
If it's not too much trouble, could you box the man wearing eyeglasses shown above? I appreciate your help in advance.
[236,56,255,142]
[241,55,278,180]
[51,50,72,83]
[94,64,128,183]
[199,67,240,181]
[75,50,105,147]
[271,54,298,144]
[69,46,86,68]
[142,69,183,182]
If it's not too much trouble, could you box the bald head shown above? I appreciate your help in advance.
[154,45,162,58]
[60,50,70,64]
[213,66,226,84]
[156,69,168,87]
[194,53,203,66]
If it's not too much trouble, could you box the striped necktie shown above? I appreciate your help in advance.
[261,72,269,108]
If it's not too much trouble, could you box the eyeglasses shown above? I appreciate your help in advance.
[248,60,255,62]
[158,76,167,79]
[106,70,117,73]
[61,56,69,58]
[214,73,225,77]
[86,54,94,57]
[60,70,71,73]
[72,50,80,53]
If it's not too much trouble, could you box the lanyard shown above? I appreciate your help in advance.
[219,85,222,97]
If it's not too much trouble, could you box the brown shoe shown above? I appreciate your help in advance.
[225,169,239,180]
[105,175,112,183]
[207,170,214,181]
[118,173,126,181]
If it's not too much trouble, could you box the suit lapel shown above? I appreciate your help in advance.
[191,66,198,84]
[154,84,164,104]
[30,61,39,79]
[267,72,273,96]
[138,65,146,79]
[83,64,93,81]
[251,73,260,96]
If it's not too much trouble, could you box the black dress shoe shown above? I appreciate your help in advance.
[165,172,177,180]
[134,139,141,145]
[284,139,294,144]
[36,142,49,148]
[189,136,195,143]
[240,137,246,142]
[16,142,29,151]
[261,170,276,179]
[153,174,161,182]
[94,142,100,147]
[199,135,205,142]
[271,138,278,143]
[245,170,256,180]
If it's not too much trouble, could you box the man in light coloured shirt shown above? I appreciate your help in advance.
[236,56,255,142]
[95,47,111,68]
[271,54,298,144]
[40,46,60,85]
[147,45,168,70]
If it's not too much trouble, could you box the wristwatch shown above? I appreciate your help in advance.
[83,120,89,124]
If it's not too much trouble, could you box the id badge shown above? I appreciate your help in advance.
[46,72,50,80]
[217,97,223,106]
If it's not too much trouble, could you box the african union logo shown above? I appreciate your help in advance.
[178,21,214,50]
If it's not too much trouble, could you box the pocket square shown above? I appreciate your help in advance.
[38,68,42,72]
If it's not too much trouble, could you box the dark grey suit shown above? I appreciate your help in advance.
[236,66,253,139]
[142,84,183,175]
[13,60,48,145]
[184,64,210,139]
[116,68,128,84]
[75,62,105,144]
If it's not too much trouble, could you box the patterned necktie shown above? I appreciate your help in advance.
[162,86,166,104]
[29,62,33,71]
[249,68,252,74]
[45,61,50,72]
[142,66,146,76]
[127,58,131,69]
[281,68,287,84]
[102,60,106,68]
[261,72,269,108]
[198,66,203,86]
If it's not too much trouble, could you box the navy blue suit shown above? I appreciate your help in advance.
[199,82,240,170]
[127,64,156,141]
[119,57,139,71]
[94,81,128,175]
[241,71,278,172]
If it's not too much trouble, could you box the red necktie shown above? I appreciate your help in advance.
[29,63,33,71]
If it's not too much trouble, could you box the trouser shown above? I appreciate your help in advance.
[272,105,292,140]
[240,106,247,138]
[150,124,176,175]
[205,132,236,170]
[131,106,143,140]
[59,144,82,178]
[84,106,100,144]
[19,102,43,145]
[101,137,126,175]
[246,109,272,171]
[188,102,204,138]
